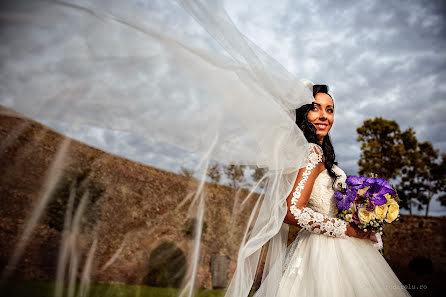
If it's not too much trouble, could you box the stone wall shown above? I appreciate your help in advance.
[0,110,256,289]
[0,108,445,296]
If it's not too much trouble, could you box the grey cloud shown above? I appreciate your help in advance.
[224,0,446,214]
[3,0,444,214]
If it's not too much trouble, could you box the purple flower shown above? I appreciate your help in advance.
[374,177,396,195]
[341,175,396,211]
[335,188,357,211]
[345,176,366,190]
[335,191,344,201]
[363,179,392,206]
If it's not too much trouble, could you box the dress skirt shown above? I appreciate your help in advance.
[275,230,412,297]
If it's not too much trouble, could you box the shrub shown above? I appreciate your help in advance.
[45,169,104,232]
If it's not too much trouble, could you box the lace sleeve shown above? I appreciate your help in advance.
[287,144,347,238]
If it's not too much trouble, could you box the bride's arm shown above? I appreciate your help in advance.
[283,144,348,237]
[283,144,377,241]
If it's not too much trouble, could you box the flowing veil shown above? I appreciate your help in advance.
[0,0,315,296]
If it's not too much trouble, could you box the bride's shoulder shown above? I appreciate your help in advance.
[304,143,325,169]
[308,142,323,155]
[306,142,323,161]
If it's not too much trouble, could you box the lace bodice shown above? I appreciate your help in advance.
[307,166,346,217]
[288,143,348,238]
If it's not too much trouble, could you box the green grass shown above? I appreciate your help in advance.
[2,280,240,297]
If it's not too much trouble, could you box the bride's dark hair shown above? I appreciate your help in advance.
[295,84,338,187]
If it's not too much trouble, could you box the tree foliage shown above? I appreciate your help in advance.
[223,164,246,189]
[45,169,104,232]
[207,162,221,183]
[357,117,445,216]
[182,217,208,239]
[356,117,405,180]
[395,140,446,216]
[395,128,421,214]
[250,166,268,189]
[411,142,446,216]
[436,154,446,207]
[179,166,194,178]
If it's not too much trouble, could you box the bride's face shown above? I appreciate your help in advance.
[307,93,334,143]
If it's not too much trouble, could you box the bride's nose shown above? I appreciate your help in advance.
[319,110,328,120]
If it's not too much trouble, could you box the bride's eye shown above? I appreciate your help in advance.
[327,108,334,113]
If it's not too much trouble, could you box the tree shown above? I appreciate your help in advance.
[356,117,406,180]
[223,164,246,189]
[179,166,194,178]
[414,142,445,217]
[251,166,268,189]
[397,140,446,217]
[46,169,104,232]
[396,128,420,214]
[357,118,446,216]
[207,162,221,183]
[182,217,208,239]
[436,154,446,207]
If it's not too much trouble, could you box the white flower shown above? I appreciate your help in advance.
[349,203,357,213]
[345,213,353,222]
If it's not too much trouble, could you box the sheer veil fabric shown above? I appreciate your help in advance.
[0,0,316,296]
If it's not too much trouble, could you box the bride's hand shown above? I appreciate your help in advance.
[346,223,378,243]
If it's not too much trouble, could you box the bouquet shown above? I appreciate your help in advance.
[335,174,400,234]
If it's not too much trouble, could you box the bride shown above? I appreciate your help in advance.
[270,83,412,296]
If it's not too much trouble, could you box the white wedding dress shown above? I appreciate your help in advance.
[272,144,411,297]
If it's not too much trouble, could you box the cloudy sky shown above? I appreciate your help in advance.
[225,0,446,216]
[223,0,446,170]
[226,0,446,215]
[2,0,446,215]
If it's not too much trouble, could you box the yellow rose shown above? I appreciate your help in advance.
[385,204,399,223]
[374,204,388,220]
[358,207,374,224]
[386,197,397,206]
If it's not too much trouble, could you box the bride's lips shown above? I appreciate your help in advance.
[314,123,329,130]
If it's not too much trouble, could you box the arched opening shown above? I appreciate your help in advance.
[146,241,187,288]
